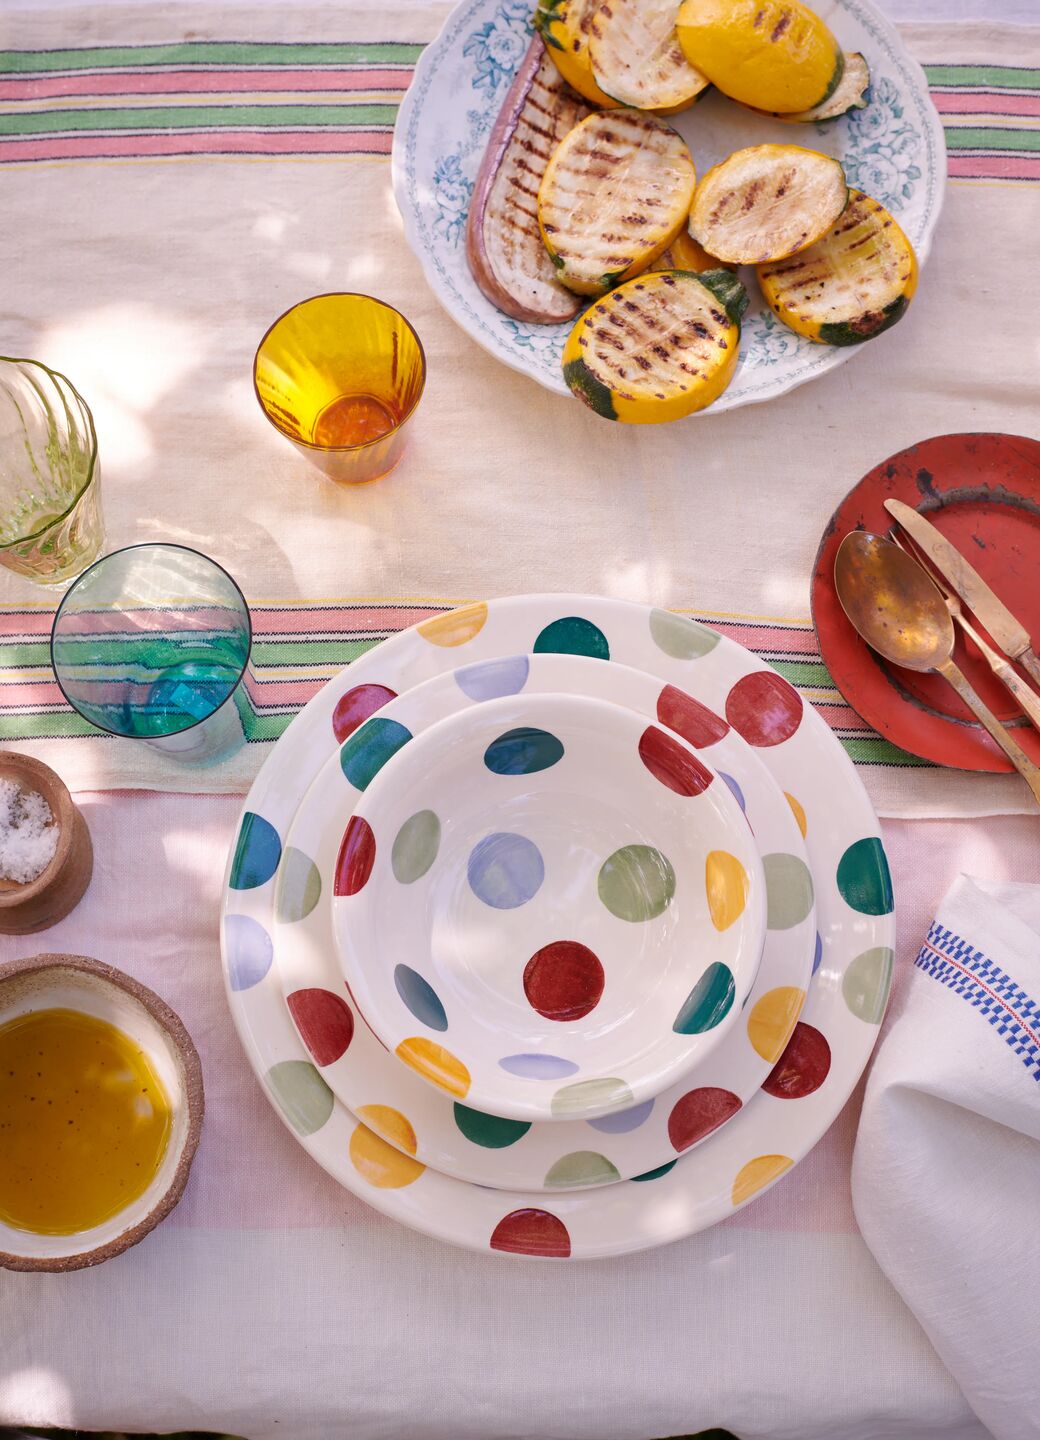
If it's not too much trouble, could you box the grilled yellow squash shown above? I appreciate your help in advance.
[689,144,848,265]
[676,0,843,114]
[652,230,733,272]
[589,0,710,114]
[536,0,617,108]
[757,188,918,345]
[562,268,748,422]
[751,52,871,122]
[538,110,697,296]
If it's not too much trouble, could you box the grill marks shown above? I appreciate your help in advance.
[758,189,918,341]
[481,53,591,320]
[538,110,697,295]
[589,0,709,112]
[581,276,730,396]
[690,144,847,265]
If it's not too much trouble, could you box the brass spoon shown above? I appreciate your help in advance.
[834,530,1040,805]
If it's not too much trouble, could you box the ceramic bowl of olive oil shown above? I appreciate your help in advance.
[0,953,203,1272]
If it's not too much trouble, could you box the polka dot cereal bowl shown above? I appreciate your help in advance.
[332,691,767,1124]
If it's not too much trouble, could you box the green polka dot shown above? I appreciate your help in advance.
[533,615,610,660]
[673,962,736,1034]
[763,852,815,930]
[274,847,322,922]
[632,1160,677,1182]
[266,1060,333,1136]
[843,946,894,1024]
[551,1077,633,1118]
[649,608,720,659]
[392,810,441,884]
[598,844,676,922]
[837,837,894,915]
[544,1151,621,1188]
[453,1103,531,1149]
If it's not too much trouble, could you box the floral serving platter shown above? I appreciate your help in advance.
[222,596,895,1259]
[391,0,945,413]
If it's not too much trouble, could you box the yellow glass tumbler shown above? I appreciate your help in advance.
[253,293,427,485]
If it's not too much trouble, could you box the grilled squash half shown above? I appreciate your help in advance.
[676,0,843,114]
[538,110,697,296]
[562,268,748,422]
[757,188,918,345]
[689,144,848,265]
[536,0,616,108]
[751,52,871,122]
[589,0,710,114]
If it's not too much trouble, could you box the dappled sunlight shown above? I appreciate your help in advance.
[0,1367,72,1426]
[36,303,206,475]
[763,571,813,618]
[162,824,222,886]
[286,249,334,284]
[600,559,675,604]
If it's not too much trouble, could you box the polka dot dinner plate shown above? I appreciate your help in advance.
[334,690,766,1124]
[222,596,894,1260]
[271,652,815,1192]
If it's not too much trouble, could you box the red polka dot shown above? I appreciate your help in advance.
[667,1087,742,1152]
[286,988,355,1066]
[332,684,397,743]
[523,941,605,1021]
[657,684,729,749]
[725,671,803,747]
[335,815,375,896]
[763,1022,831,1099]
[490,1208,571,1258]
[638,725,714,796]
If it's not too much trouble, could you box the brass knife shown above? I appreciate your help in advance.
[884,497,1040,689]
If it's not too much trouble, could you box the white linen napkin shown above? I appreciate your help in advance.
[853,875,1040,1440]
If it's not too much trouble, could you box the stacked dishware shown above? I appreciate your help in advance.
[222,596,894,1259]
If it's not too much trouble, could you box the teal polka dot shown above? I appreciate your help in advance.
[533,616,610,660]
[837,837,894,915]
[229,812,281,890]
[673,962,736,1034]
[632,1160,677,1182]
[395,964,448,1032]
[649,608,720,659]
[453,1104,531,1149]
[266,1060,333,1136]
[340,716,412,791]
[484,727,564,775]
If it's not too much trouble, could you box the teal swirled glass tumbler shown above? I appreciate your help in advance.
[51,544,252,765]
[0,357,104,585]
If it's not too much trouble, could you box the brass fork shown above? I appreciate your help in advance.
[891,530,1040,735]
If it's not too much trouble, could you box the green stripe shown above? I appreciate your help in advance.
[839,736,934,767]
[0,711,104,739]
[769,659,834,688]
[251,638,376,666]
[944,126,1040,152]
[0,103,398,136]
[924,63,1040,91]
[0,42,425,74]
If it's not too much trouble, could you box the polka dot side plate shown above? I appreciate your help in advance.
[222,596,895,1260]
[270,653,815,1192]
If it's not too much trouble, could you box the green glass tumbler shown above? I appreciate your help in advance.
[0,357,104,585]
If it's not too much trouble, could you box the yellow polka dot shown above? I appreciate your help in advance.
[356,1104,418,1155]
[785,792,807,838]
[746,986,806,1063]
[705,850,749,931]
[732,1153,793,1207]
[395,1037,471,1097]
[349,1122,426,1188]
[417,602,488,648]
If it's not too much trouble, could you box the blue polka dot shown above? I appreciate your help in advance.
[533,616,610,660]
[340,716,412,791]
[455,655,530,701]
[394,964,448,1032]
[224,913,273,991]
[587,1099,654,1134]
[813,931,823,975]
[467,832,544,909]
[499,1053,579,1080]
[229,812,281,890]
[720,772,745,811]
[484,727,564,776]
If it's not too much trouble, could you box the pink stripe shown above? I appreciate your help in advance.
[948,152,1040,179]
[241,677,326,706]
[250,605,439,635]
[703,620,817,653]
[932,90,1040,117]
[0,67,414,102]
[809,702,874,732]
[0,130,392,162]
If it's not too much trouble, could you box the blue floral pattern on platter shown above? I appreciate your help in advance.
[393,0,945,407]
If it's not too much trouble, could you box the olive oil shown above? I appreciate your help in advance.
[0,1007,172,1235]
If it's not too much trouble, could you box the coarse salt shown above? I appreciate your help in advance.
[0,778,59,884]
